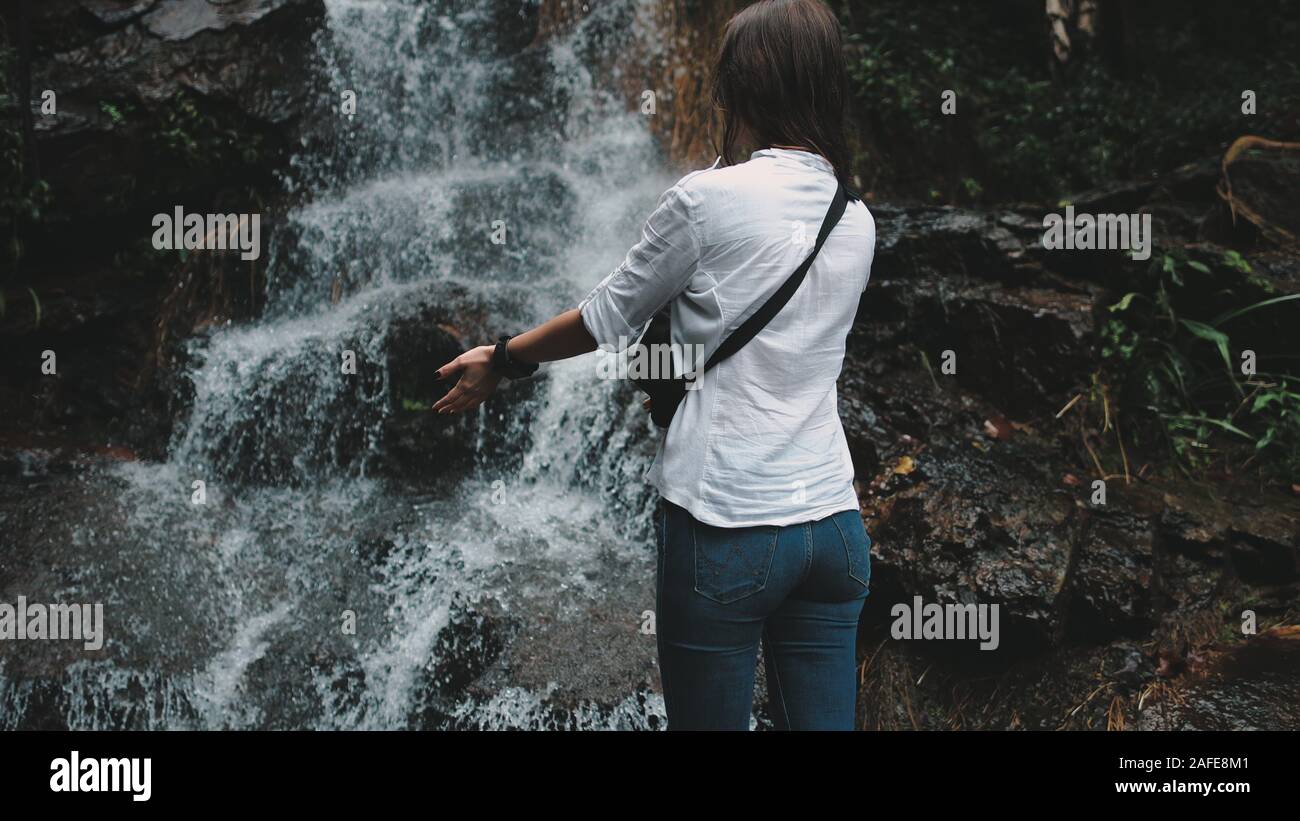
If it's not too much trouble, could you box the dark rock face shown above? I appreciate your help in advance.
[844,190,1300,729]
[869,442,1078,653]
[377,284,546,483]
[1,0,327,453]
[857,204,1102,421]
[853,443,1300,730]
[1137,628,1300,731]
[1068,506,1155,640]
[25,0,325,240]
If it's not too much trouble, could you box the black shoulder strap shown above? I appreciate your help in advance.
[703,183,850,372]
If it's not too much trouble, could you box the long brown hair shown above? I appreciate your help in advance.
[711,0,853,190]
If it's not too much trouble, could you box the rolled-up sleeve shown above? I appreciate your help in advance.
[578,183,700,352]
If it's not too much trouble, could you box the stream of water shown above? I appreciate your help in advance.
[1,0,676,730]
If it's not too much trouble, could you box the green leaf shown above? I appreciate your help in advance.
[26,288,41,328]
[1252,393,1277,412]
[1162,414,1254,440]
[1178,319,1231,370]
[1210,293,1300,327]
[1223,250,1252,273]
[1109,292,1139,312]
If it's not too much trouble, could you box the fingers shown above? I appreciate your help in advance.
[432,349,501,415]
[434,356,465,382]
[431,380,488,415]
[431,383,465,414]
[443,393,485,415]
[432,354,473,414]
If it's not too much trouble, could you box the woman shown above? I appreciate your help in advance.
[433,0,876,730]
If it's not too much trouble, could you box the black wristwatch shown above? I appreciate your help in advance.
[491,335,539,380]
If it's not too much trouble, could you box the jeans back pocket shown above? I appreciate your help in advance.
[692,520,779,604]
[831,511,872,588]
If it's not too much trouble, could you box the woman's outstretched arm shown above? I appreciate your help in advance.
[507,308,600,363]
[431,308,598,415]
[434,178,700,416]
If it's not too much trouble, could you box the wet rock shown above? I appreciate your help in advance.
[25,0,325,238]
[1067,156,1221,236]
[859,624,1300,731]
[866,439,1080,654]
[142,0,300,41]
[841,184,1298,722]
[423,601,509,699]
[856,633,1157,730]
[377,283,546,481]
[1156,482,1300,583]
[380,377,545,482]
[839,362,993,462]
[0,265,179,456]
[447,555,663,730]
[871,204,1045,287]
[846,341,1300,655]
[1067,506,1156,641]
[80,1,159,28]
[1137,628,1300,730]
[2,0,328,454]
[860,205,1101,420]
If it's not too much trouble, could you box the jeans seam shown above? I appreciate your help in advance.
[764,627,793,730]
[656,502,671,721]
[802,523,813,584]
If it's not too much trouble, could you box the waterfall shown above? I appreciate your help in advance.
[0,0,677,730]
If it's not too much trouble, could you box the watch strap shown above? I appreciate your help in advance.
[492,335,539,379]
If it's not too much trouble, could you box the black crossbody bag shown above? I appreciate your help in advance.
[630,183,851,428]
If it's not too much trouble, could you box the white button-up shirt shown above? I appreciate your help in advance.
[579,148,876,527]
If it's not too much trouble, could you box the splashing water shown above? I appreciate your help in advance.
[0,0,678,730]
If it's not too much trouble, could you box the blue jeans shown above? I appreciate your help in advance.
[654,498,871,730]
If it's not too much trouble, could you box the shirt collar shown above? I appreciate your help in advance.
[750,147,834,175]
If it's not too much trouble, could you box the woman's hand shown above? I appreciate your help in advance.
[428,310,596,415]
[432,345,502,415]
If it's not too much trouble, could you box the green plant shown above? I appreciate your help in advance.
[1223,250,1252,274]
[153,95,263,167]
[99,100,132,124]
[1102,249,1300,477]
[1,36,52,277]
